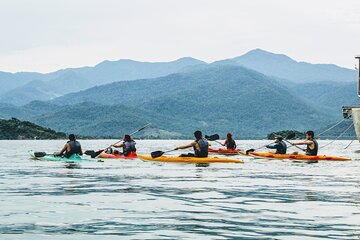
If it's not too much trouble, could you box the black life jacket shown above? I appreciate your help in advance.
[123,140,136,156]
[65,140,81,158]
[276,141,287,154]
[226,138,236,150]
[193,138,208,157]
[306,139,318,156]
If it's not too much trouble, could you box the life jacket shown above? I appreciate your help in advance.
[276,141,287,154]
[123,140,136,156]
[306,139,318,156]
[193,138,208,157]
[65,140,81,158]
[226,138,236,150]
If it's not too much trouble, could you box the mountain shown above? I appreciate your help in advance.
[233,49,357,83]
[49,64,336,137]
[0,71,45,95]
[0,118,66,140]
[1,49,357,107]
[0,80,60,106]
[0,102,186,138]
[74,57,207,85]
[292,81,360,115]
[0,57,206,105]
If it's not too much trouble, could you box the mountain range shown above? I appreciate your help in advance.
[0,49,358,138]
[0,57,205,105]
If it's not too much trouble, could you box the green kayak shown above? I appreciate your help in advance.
[29,151,94,162]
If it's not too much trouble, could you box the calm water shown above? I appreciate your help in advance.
[0,140,360,239]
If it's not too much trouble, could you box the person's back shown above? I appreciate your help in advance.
[174,130,209,158]
[276,140,287,154]
[62,134,82,158]
[224,133,237,150]
[306,138,318,156]
[266,137,287,154]
[123,135,136,156]
[194,137,208,157]
[292,131,318,156]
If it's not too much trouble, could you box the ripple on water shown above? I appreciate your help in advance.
[0,140,359,239]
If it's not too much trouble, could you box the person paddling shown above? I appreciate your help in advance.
[291,131,318,156]
[174,130,209,157]
[266,136,287,154]
[221,132,237,150]
[111,134,136,156]
[57,134,83,158]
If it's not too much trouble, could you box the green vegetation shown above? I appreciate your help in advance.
[0,118,66,140]
[0,64,353,139]
[267,130,305,140]
[47,65,333,137]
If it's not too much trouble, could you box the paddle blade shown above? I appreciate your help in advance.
[205,134,220,141]
[91,149,104,158]
[285,133,296,140]
[34,152,47,157]
[245,149,255,155]
[84,150,95,156]
[151,151,165,158]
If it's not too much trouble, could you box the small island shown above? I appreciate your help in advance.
[267,130,305,140]
[0,118,66,140]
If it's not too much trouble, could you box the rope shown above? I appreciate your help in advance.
[317,118,346,137]
[344,139,355,149]
[319,122,354,149]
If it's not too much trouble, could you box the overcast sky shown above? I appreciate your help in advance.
[0,0,359,73]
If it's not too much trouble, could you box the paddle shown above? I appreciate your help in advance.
[282,138,306,152]
[205,134,225,146]
[150,134,218,159]
[151,150,177,158]
[33,152,63,158]
[33,152,48,158]
[205,134,220,141]
[86,123,151,158]
[245,133,296,155]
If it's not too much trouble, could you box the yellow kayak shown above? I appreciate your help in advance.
[138,155,243,163]
[249,152,351,161]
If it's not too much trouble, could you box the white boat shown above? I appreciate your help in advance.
[342,55,360,141]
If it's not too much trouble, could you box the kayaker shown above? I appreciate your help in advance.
[57,134,83,158]
[221,132,237,150]
[266,136,287,154]
[291,131,318,156]
[111,134,136,156]
[174,130,209,157]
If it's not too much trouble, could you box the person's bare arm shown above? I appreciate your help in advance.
[112,143,125,148]
[59,143,69,155]
[174,142,196,150]
[292,140,312,146]
[79,146,83,155]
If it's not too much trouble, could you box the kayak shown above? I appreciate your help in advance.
[98,151,138,159]
[208,148,245,155]
[29,151,93,162]
[138,155,243,163]
[249,152,351,161]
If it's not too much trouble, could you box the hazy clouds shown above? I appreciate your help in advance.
[0,0,359,72]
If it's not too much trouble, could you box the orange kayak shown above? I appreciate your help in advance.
[98,152,138,159]
[249,152,351,161]
[208,148,246,155]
